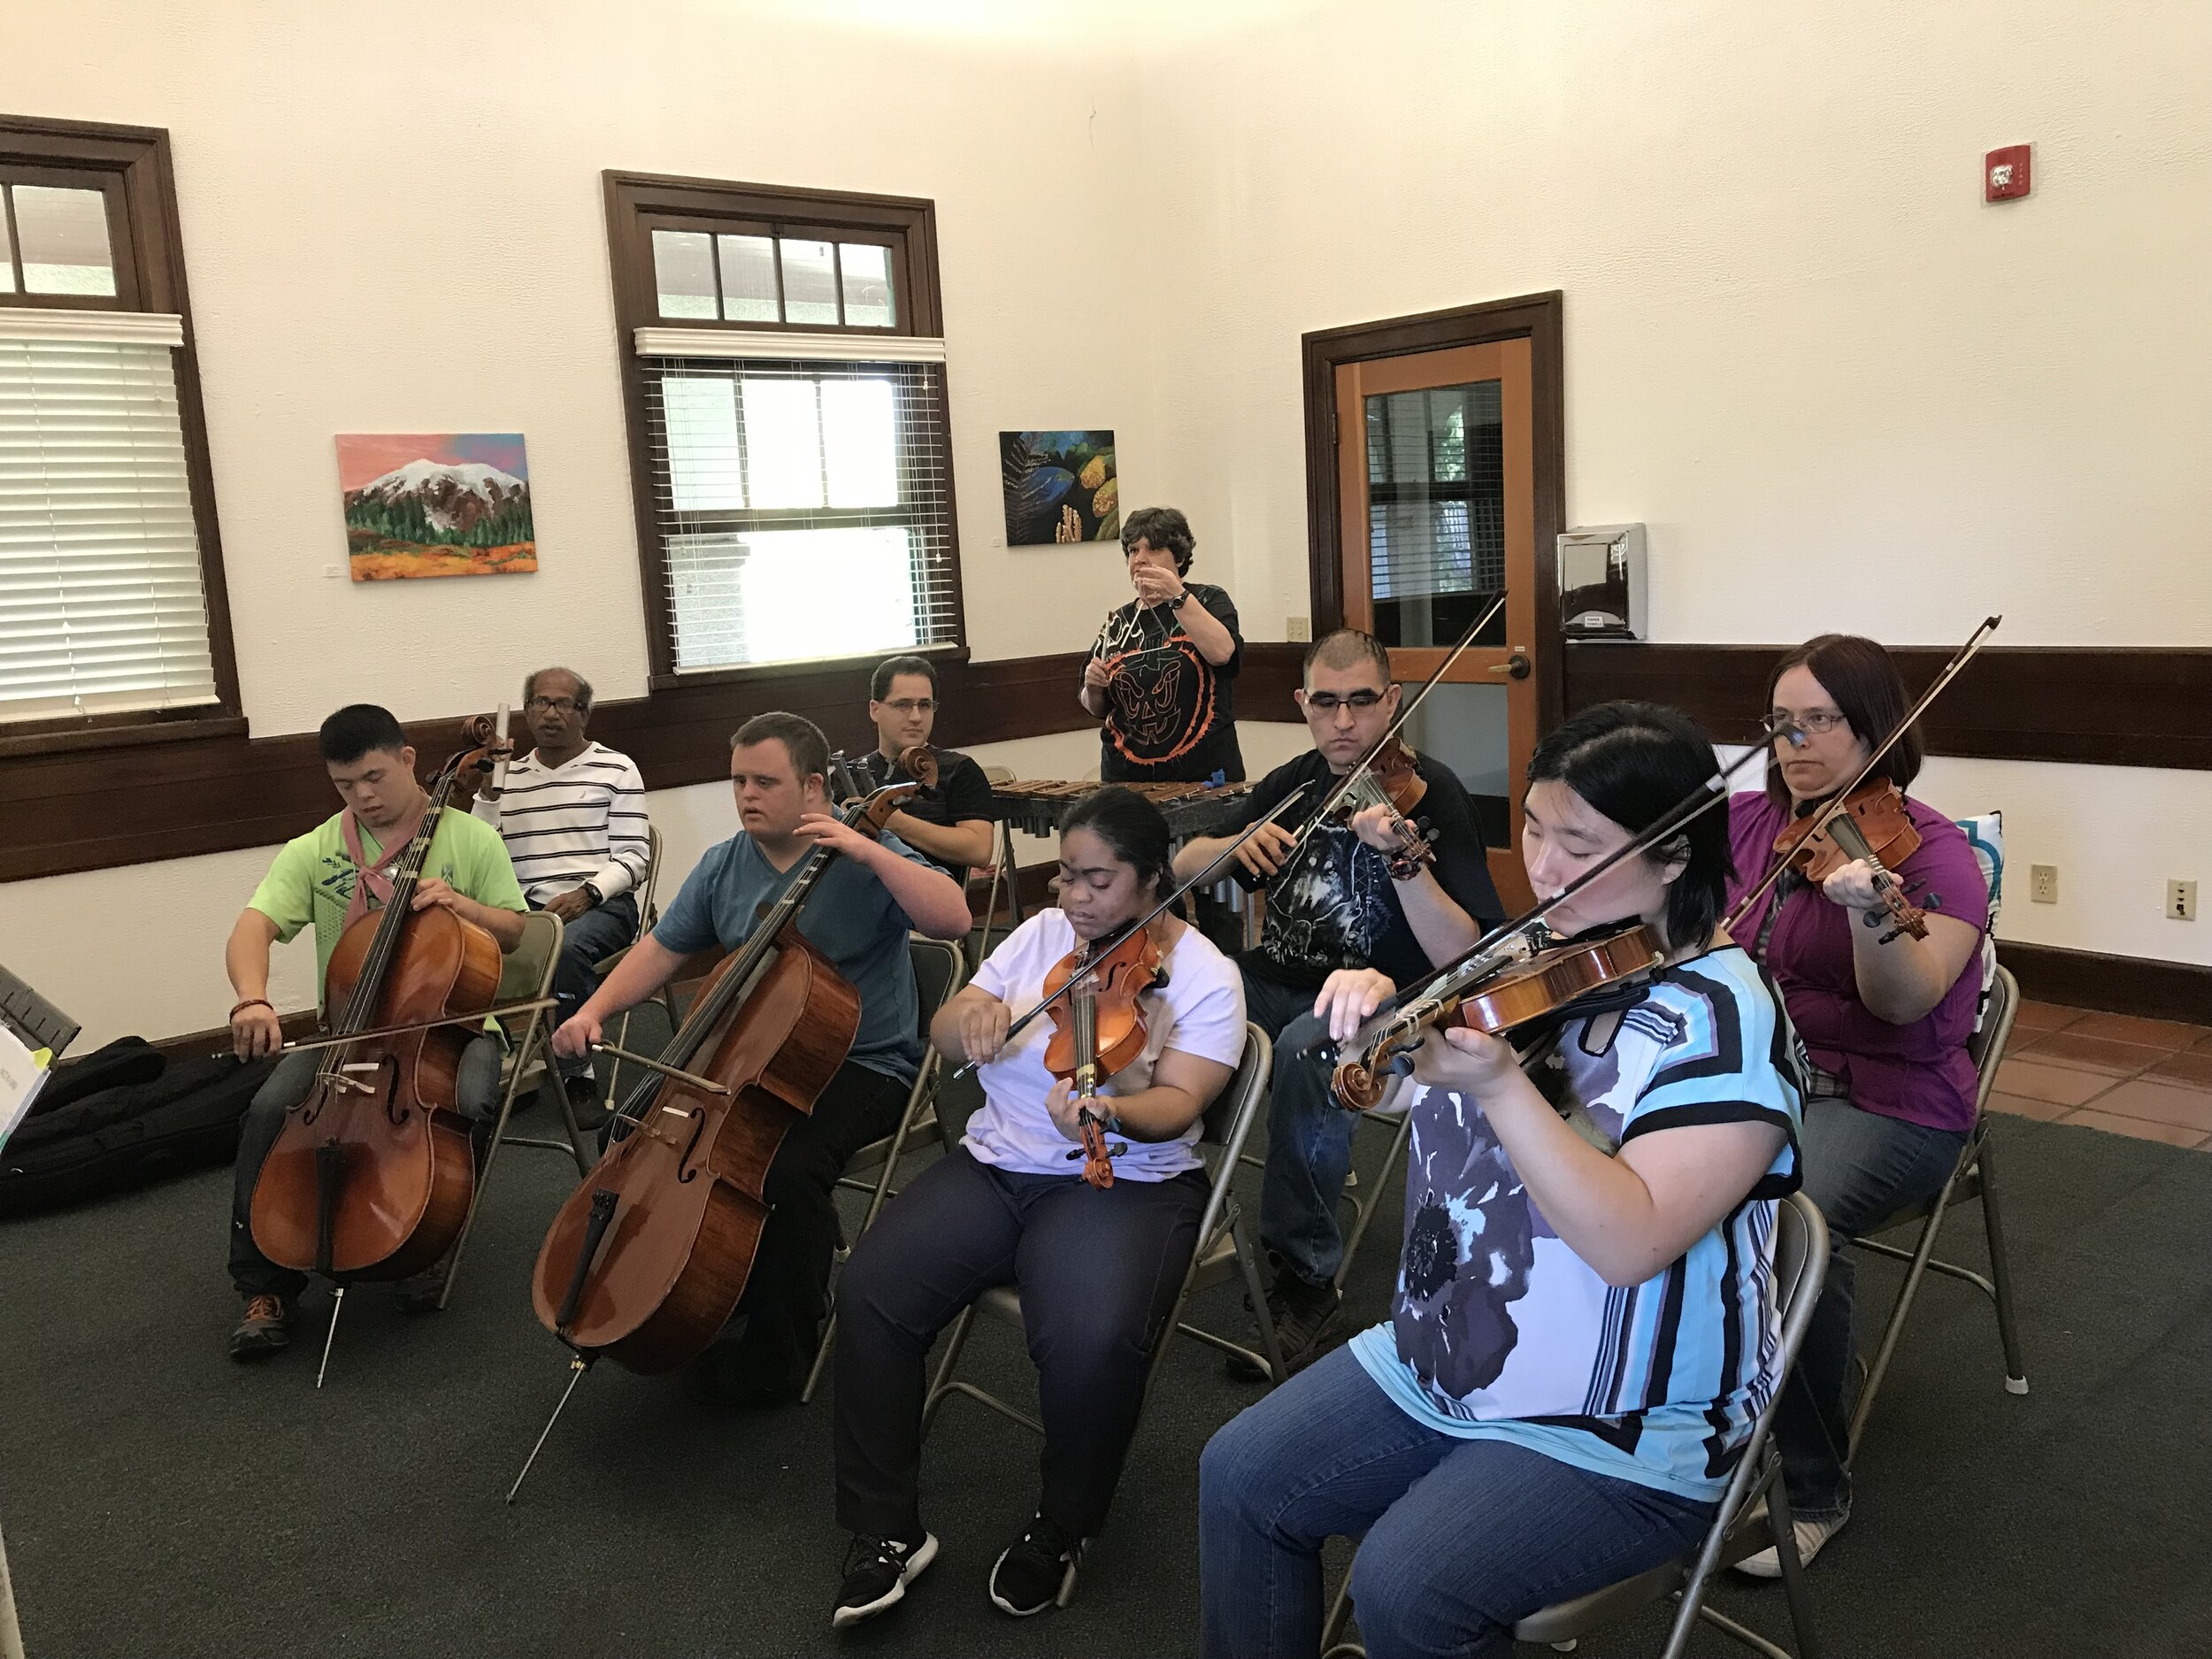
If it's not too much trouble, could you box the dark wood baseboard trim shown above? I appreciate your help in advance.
[1563,641,2212,772]
[2001,941,2212,1024]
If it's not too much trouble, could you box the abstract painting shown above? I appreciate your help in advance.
[1000,430,1118,547]
[336,432,536,580]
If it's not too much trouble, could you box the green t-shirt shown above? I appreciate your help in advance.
[249,805,527,999]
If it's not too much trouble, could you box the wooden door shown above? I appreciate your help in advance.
[1333,339,1540,913]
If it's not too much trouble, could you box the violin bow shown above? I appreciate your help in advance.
[953,781,1314,1078]
[1303,709,1811,1060]
[1271,591,1509,874]
[1721,614,2002,936]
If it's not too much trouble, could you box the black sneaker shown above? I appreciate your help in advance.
[833,1532,938,1629]
[228,1294,291,1359]
[392,1270,449,1314]
[988,1514,1082,1617]
[1226,1271,1343,1381]
[564,1072,611,1134]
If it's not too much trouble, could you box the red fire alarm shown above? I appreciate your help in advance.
[1985,144,2032,202]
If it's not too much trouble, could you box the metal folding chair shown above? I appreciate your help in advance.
[917,1024,1283,1601]
[598,825,665,1108]
[1846,962,2028,1454]
[801,935,968,1403]
[1323,1190,1831,1659]
[435,910,580,1310]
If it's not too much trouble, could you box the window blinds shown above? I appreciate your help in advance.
[0,326,218,722]
[1365,381,1506,603]
[643,357,956,674]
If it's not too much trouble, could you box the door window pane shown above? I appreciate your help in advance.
[13,186,117,297]
[651,228,718,319]
[780,239,840,325]
[718,234,780,323]
[1364,380,1503,648]
[0,196,13,293]
[839,242,895,328]
[738,378,825,508]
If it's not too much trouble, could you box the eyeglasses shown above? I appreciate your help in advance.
[526,696,582,716]
[882,697,937,715]
[1770,707,1848,735]
[1302,690,1387,712]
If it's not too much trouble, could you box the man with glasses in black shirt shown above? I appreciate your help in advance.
[1173,629,1504,1373]
[849,656,996,888]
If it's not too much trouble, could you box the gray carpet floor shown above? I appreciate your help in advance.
[4,1076,2209,1657]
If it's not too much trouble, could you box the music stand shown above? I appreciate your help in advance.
[0,961,78,1154]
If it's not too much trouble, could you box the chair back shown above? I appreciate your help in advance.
[496,910,565,1004]
[910,934,964,1035]
[634,825,665,931]
[1770,1187,1827,1358]
[1965,962,2020,1123]
[1191,1023,1271,1244]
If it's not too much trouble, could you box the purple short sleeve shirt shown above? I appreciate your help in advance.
[1726,790,1989,1133]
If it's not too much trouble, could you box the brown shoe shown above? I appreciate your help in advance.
[229,1294,291,1359]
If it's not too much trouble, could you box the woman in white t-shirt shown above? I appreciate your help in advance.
[828,786,1248,1632]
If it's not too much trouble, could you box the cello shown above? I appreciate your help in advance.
[510,781,917,1496]
[248,715,513,1382]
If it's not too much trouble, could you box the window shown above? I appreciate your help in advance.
[604,173,961,685]
[0,116,238,749]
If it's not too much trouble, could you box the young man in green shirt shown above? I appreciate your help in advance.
[223,703,528,1360]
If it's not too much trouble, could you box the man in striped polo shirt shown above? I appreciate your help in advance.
[462,666,650,1121]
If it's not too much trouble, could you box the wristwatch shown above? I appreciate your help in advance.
[581,881,605,908]
[1170,588,1193,609]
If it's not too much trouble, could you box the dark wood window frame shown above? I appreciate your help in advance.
[1302,291,1567,733]
[603,170,964,690]
[0,112,242,757]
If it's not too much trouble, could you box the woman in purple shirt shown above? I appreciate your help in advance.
[1726,634,1988,1574]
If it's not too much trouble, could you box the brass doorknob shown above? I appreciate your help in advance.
[1486,651,1532,680]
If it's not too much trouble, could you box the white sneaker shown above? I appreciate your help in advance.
[1735,1510,1847,1578]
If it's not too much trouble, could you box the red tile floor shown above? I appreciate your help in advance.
[1992,1002,2212,1148]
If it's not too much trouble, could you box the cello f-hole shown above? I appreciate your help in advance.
[676,1103,709,1182]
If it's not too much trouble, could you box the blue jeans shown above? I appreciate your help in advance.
[1200,1344,1714,1659]
[541,892,638,1077]
[1778,1096,1968,1518]
[1243,970,1357,1286]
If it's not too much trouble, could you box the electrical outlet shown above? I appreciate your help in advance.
[1286,615,1311,642]
[2030,864,2058,905]
[2169,879,2198,921]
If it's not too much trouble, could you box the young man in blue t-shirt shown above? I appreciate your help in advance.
[553,711,971,1406]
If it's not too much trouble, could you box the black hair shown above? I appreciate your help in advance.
[871,655,939,702]
[1118,505,1195,576]
[1763,634,1922,805]
[732,710,831,790]
[1057,786,1175,901]
[1525,700,1732,950]
[319,703,409,765]
[523,665,594,714]
[1302,627,1394,687]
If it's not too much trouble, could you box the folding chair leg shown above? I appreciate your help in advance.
[921,1304,980,1435]
[1975,1131,2029,1394]
[1333,1110,1414,1293]
[1848,1196,1952,1456]
[802,1310,839,1405]
[1234,1213,1288,1385]
[435,1034,543,1312]
[1319,1572,1358,1658]
[1765,1462,1824,1659]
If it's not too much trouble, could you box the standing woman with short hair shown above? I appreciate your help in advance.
[1726,634,1988,1575]
[1079,505,1246,784]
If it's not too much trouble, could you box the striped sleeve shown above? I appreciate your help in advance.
[589,749,652,899]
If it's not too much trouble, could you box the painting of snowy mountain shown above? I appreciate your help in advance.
[335,433,536,580]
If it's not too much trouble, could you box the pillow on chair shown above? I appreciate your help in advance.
[1954,810,2003,1032]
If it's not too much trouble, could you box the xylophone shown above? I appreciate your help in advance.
[988,778,1260,841]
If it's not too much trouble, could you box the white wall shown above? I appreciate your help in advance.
[1119,0,2212,966]
[4,0,2208,1048]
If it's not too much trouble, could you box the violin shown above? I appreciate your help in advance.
[1332,924,1665,1110]
[528,782,917,1376]
[1774,778,1927,941]
[249,718,510,1298]
[1041,918,1170,1188]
